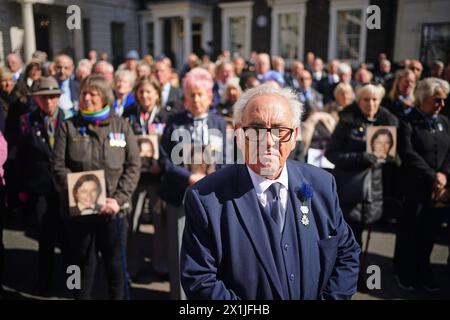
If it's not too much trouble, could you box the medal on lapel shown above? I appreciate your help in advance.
[295,182,314,226]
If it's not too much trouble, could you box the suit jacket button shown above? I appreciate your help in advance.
[289,274,295,281]
[284,244,289,251]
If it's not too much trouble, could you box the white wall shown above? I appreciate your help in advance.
[394,0,450,61]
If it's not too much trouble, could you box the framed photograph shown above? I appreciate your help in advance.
[67,170,106,217]
[138,134,159,160]
[366,126,397,161]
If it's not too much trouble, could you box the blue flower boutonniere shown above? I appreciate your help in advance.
[295,182,314,226]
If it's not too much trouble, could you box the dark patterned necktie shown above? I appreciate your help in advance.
[267,182,283,232]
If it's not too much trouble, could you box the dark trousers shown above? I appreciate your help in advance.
[27,193,70,290]
[68,215,128,300]
[416,207,450,283]
[393,201,449,284]
[393,200,421,284]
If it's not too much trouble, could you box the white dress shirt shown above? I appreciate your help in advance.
[58,79,73,111]
[161,83,171,108]
[247,164,289,224]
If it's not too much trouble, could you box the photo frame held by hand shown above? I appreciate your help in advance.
[137,134,159,160]
[67,170,106,217]
[366,126,397,161]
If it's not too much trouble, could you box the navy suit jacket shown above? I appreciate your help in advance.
[181,160,360,300]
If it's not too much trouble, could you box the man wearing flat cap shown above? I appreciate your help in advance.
[17,76,69,295]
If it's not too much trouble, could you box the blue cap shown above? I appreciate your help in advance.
[126,50,140,60]
[261,71,285,87]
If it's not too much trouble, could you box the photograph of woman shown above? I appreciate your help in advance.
[68,172,105,216]
[367,127,396,162]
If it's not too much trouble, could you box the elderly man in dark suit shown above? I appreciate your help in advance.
[54,54,80,119]
[154,59,183,117]
[181,83,360,300]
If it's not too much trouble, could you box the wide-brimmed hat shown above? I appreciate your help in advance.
[30,76,63,95]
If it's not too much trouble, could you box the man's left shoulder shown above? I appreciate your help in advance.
[288,160,333,179]
[287,160,335,190]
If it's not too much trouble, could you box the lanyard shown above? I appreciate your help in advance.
[139,106,159,135]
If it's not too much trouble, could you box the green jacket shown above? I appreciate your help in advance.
[53,113,141,216]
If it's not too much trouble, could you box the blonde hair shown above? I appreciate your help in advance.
[389,68,415,100]
[133,76,161,106]
[333,82,354,99]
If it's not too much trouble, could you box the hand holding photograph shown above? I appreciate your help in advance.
[67,170,106,216]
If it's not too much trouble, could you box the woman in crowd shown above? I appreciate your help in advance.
[325,83,398,245]
[113,70,135,116]
[159,67,227,299]
[53,75,140,299]
[122,76,168,279]
[300,82,354,165]
[383,68,416,119]
[394,77,450,292]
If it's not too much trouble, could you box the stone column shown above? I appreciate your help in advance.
[20,0,36,62]
[153,16,163,57]
[183,15,192,61]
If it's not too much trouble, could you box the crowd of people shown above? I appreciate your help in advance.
[0,47,449,299]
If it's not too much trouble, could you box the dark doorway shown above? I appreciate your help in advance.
[111,22,125,68]
[34,14,52,59]
[83,18,91,58]
[192,22,204,57]
[163,19,176,67]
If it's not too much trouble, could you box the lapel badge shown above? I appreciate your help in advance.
[301,214,310,226]
[295,182,314,227]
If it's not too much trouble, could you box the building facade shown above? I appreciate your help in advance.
[0,0,448,70]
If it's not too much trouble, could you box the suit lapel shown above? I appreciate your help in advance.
[232,165,285,299]
[287,161,320,299]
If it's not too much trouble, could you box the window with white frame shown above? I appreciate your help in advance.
[229,16,246,56]
[328,0,368,64]
[278,12,300,62]
[219,1,252,58]
[270,0,306,67]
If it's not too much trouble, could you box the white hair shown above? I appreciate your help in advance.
[233,83,303,128]
[114,69,135,86]
[356,83,385,102]
[338,62,352,75]
[415,77,449,105]
[95,61,114,73]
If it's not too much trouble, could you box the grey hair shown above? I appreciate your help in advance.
[415,77,450,105]
[233,83,303,128]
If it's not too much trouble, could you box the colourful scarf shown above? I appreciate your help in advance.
[80,105,111,122]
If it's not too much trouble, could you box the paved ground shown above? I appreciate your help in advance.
[1,216,449,300]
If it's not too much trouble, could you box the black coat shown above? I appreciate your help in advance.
[325,103,399,223]
[17,108,65,195]
[159,111,227,206]
[398,107,450,204]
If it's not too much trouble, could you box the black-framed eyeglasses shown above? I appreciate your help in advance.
[242,126,294,143]
[434,97,445,105]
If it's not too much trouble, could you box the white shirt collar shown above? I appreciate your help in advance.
[247,164,289,198]
[162,83,171,92]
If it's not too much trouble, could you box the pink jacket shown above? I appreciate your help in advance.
[0,132,7,185]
